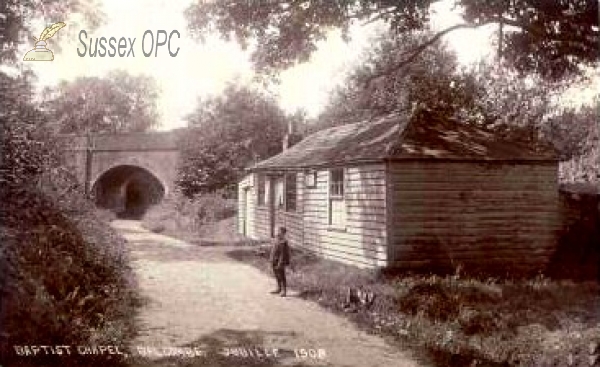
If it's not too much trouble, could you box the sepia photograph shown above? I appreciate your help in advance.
[1,0,599,366]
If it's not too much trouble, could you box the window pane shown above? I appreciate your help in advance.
[275,179,284,209]
[329,168,344,197]
[285,173,297,212]
[264,178,270,205]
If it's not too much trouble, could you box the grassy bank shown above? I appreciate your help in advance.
[0,183,140,367]
[229,245,600,367]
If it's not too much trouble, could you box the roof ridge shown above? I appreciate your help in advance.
[249,107,557,172]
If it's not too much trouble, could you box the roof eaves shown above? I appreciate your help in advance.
[247,157,388,172]
[384,156,559,163]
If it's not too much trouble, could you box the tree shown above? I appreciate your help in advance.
[0,0,102,63]
[315,30,599,181]
[0,71,61,185]
[420,61,597,181]
[177,84,290,196]
[459,62,560,126]
[44,70,160,134]
[186,0,599,79]
[547,99,599,182]
[316,30,478,130]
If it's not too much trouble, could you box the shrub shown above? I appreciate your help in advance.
[142,189,236,237]
[0,183,139,367]
[397,283,459,321]
[0,72,63,187]
[193,191,237,223]
[1,70,139,366]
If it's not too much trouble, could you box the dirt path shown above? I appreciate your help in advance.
[113,220,424,367]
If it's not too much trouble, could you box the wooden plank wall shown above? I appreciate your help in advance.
[250,173,305,244]
[237,174,257,238]
[274,172,304,248]
[545,188,600,280]
[387,160,561,276]
[301,164,388,268]
[254,206,271,238]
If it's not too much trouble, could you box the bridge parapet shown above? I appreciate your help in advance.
[57,135,89,151]
[59,130,182,152]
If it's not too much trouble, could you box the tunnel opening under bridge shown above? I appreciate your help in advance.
[92,165,165,219]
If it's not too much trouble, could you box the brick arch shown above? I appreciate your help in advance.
[90,156,172,197]
[59,131,181,202]
[91,164,167,219]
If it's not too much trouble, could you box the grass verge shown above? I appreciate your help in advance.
[228,245,600,367]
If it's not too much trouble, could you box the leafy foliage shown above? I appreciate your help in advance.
[316,30,478,130]
[461,0,599,79]
[0,71,62,185]
[0,69,138,366]
[550,99,600,182]
[177,84,289,196]
[548,101,599,159]
[142,189,237,241]
[186,0,599,79]
[0,183,139,366]
[315,32,597,182]
[44,70,160,134]
[459,63,559,128]
[0,0,102,63]
[462,64,598,181]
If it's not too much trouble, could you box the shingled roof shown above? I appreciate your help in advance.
[250,108,557,171]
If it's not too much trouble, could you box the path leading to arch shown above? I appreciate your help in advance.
[112,220,424,367]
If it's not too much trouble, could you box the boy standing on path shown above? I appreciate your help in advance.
[270,227,290,297]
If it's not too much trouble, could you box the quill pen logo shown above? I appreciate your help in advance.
[23,22,66,61]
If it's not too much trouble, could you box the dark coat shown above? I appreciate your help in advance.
[270,237,290,268]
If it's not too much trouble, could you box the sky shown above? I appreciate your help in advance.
[17,0,595,131]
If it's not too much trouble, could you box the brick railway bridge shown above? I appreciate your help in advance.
[62,131,182,218]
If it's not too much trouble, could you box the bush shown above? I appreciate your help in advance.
[0,183,139,367]
[193,192,237,223]
[397,283,459,321]
[142,190,236,238]
[0,72,63,187]
[1,70,139,366]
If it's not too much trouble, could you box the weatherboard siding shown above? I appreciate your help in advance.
[301,164,388,268]
[239,173,304,244]
[273,172,304,248]
[237,174,257,238]
[387,161,561,275]
[254,206,270,238]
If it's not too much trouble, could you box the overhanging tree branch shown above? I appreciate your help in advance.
[363,14,599,85]
[364,22,494,84]
[360,6,398,26]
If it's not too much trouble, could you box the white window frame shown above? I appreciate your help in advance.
[275,176,285,210]
[328,168,346,229]
[305,170,317,188]
[264,177,270,206]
